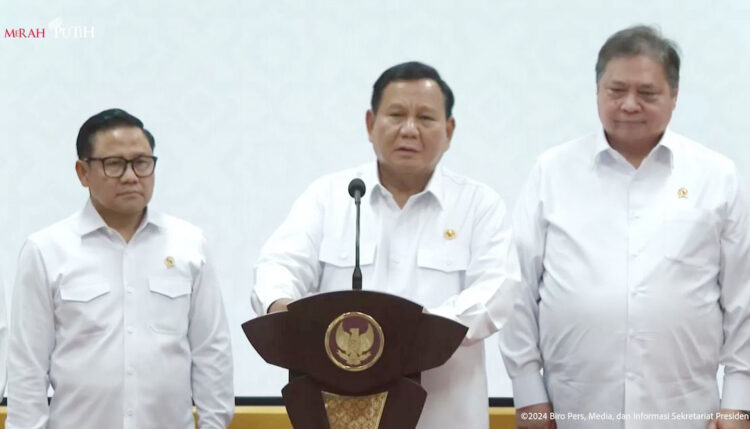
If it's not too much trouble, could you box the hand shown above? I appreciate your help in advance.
[268,298,293,313]
[707,409,750,429]
[516,402,557,429]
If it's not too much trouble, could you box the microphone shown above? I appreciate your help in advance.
[348,178,366,290]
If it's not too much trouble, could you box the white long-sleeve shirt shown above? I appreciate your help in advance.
[500,129,750,429]
[0,272,8,397]
[7,200,234,429]
[252,162,520,429]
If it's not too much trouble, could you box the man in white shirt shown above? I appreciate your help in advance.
[0,273,7,397]
[500,25,750,429]
[252,61,521,429]
[7,109,234,429]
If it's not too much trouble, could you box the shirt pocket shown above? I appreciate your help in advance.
[59,281,111,336]
[417,245,470,273]
[318,238,376,267]
[318,238,376,291]
[663,208,720,268]
[416,244,470,305]
[148,277,193,335]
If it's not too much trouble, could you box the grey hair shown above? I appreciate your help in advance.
[596,25,681,92]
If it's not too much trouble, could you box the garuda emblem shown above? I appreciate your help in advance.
[325,312,384,372]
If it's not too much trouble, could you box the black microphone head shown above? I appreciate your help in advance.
[348,178,366,198]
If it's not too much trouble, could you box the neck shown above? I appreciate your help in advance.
[91,200,145,242]
[378,164,433,208]
[606,132,663,169]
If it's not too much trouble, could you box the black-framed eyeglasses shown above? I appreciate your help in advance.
[85,156,158,178]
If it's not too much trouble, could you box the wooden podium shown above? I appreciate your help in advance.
[243,290,467,428]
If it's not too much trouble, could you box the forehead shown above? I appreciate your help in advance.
[91,126,152,156]
[600,55,669,86]
[380,79,445,111]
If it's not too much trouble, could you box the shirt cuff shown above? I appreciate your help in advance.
[721,371,750,411]
[511,371,549,409]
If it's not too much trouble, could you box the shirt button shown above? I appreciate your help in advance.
[127,409,134,417]
[127,366,134,375]
[630,251,639,258]
[339,252,347,259]
[126,287,134,294]
[627,372,636,381]
[127,326,134,334]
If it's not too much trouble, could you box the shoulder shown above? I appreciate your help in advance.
[296,164,374,205]
[535,133,596,169]
[670,132,736,173]
[153,211,204,238]
[26,211,81,250]
[439,168,507,216]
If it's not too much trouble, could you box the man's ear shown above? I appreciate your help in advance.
[75,160,90,188]
[445,117,456,146]
[365,110,376,143]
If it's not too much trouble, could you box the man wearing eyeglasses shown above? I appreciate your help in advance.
[7,108,234,429]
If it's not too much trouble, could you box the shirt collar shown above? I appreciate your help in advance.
[592,127,676,169]
[364,162,444,209]
[75,199,163,236]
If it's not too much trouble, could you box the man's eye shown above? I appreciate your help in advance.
[389,112,404,118]
[419,116,435,121]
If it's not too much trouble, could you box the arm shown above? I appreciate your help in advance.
[6,240,55,429]
[717,168,750,412]
[498,162,551,409]
[189,239,234,429]
[251,181,325,315]
[428,187,522,344]
[0,272,8,396]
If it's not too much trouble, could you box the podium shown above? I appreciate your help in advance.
[243,290,467,428]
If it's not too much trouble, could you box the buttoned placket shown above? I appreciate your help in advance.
[105,225,145,429]
[620,151,667,427]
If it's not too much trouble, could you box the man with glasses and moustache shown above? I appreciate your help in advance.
[7,109,234,429]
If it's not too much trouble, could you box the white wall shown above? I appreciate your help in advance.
[2,0,749,397]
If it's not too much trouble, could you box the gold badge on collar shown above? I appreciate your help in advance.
[164,256,175,268]
[443,229,456,240]
[677,187,688,199]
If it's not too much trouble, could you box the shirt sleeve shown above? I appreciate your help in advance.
[717,167,750,411]
[189,238,234,429]
[498,162,551,409]
[428,186,522,345]
[6,240,55,429]
[251,181,325,315]
[0,270,8,397]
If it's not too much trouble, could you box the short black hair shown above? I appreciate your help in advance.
[371,61,455,118]
[76,108,155,159]
[596,25,681,92]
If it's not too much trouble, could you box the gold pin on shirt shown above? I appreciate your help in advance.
[677,187,688,199]
[444,229,456,240]
[164,256,175,268]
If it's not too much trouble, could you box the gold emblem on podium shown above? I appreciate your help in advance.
[677,187,688,199]
[444,229,456,240]
[325,312,384,372]
[164,256,175,268]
